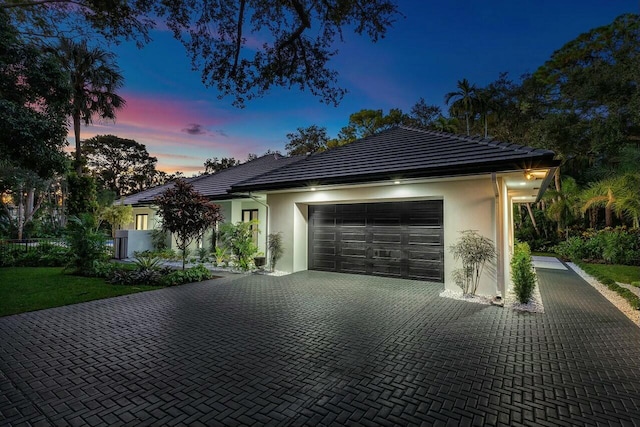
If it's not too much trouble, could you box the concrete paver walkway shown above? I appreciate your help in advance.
[1,268,640,426]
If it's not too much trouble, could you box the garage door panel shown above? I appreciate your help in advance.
[341,232,366,242]
[407,232,442,245]
[309,201,444,282]
[407,249,443,261]
[371,233,402,244]
[312,232,337,242]
[341,247,366,257]
[372,264,402,277]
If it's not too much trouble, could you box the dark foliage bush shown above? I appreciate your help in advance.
[553,228,640,265]
[0,242,67,267]
[65,214,110,275]
[159,264,212,286]
[511,242,536,304]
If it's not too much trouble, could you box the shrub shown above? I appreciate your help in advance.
[213,246,228,266]
[197,247,210,262]
[159,264,212,286]
[449,230,496,295]
[219,221,258,271]
[511,242,536,304]
[552,228,640,265]
[65,214,110,276]
[268,232,284,272]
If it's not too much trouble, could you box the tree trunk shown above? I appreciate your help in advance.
[590,208,597,229]
[526,203,540,237]
[17,185,24,240]
[605,206,612,227]
[74,111,82,174]
[484,114,488,138]
[465,112,470,135]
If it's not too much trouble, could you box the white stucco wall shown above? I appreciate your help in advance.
[267,176,499,295]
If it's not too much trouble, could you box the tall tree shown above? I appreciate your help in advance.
[0,10,69,178]
[445,78,476,136]
[409,98,442,128]
[527,14,640,179]
[337,108,408,144]
[4,0,399,107]
[285,125,329,155]
[57,39,125,174]
[203,157,240,174]
[83,135,159,197]
[154,179,223,269]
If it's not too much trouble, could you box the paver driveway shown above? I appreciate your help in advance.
[1,267,640,426]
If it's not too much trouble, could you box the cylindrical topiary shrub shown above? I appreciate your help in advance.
[511,242,536,303]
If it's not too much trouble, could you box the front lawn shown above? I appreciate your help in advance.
[582,263,640,285]
[0,267,160,317]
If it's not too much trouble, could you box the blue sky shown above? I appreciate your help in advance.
[80,0,637,174]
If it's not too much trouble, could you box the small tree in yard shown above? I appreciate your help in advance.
[154,179,223,270]
[450,230,496,295]
[100,203,133,239]
[268,232,284,272]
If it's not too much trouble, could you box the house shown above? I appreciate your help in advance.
[115,153,304,258]
[230,126,559,297]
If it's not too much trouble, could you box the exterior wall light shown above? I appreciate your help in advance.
[524,171,535,180]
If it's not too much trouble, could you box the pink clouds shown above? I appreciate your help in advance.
[115,92,231,131]
[72,92,273,174]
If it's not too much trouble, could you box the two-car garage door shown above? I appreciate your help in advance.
[308,200,444,282]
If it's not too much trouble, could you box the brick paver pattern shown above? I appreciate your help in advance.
[1,267,640,426]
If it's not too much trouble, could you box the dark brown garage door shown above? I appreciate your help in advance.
[308,200,444,282]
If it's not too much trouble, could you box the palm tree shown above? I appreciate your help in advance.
[58,39,125,174]
[432,116,459,133]
[474,87,495,138]
[544,176,582,237]
[445,78,476,136]
[580,174,640,228]
[611,173,640,228]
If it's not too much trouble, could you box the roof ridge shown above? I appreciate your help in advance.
[230,154,307,190]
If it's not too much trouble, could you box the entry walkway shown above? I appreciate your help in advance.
[1,268,639,426]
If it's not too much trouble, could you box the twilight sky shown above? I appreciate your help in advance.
[78,0,637,174]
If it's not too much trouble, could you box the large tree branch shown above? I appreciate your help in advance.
[1,0,85,9]
[231,0,246,77]
[276,0,311,52]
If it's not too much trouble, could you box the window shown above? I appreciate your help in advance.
[135,214,148,230]
[242,209,259,244]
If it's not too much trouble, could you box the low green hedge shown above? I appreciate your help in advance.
[574,260,640,310]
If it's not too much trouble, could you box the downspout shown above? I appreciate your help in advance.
[492,173,505,303]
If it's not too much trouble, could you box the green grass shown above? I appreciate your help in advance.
[0,267,160,317]
[582,263,640,285]
[574,261,640,310]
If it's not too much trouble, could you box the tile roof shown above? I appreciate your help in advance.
[121,154,304,205]
[231,126,559,192]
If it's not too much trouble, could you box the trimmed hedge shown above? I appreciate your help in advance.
[511,242,536,304]
[574,260,640,310]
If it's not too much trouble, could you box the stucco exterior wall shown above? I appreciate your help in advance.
[267,177,499,295]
